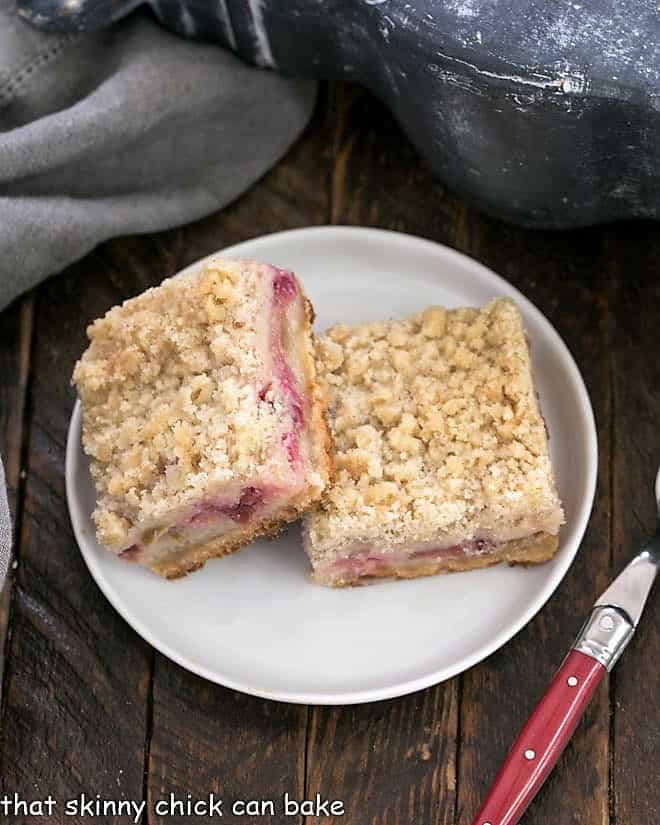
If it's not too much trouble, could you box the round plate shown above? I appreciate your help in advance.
[66,227,597,704]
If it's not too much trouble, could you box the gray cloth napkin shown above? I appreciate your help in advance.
[0,2,317,580]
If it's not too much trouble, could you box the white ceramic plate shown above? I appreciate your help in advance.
[66,227,597,704]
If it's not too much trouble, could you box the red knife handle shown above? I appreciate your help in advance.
[470,650,606,825]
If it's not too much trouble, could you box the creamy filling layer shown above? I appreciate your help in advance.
[316,538,498,581]
[119,484,280,564]
[184,486,266,528]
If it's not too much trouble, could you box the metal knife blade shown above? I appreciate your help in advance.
[594,536,659,627]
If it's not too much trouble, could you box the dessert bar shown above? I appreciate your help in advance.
[304,299,563,586]
[73,258,332,578]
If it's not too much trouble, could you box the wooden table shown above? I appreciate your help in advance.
[0,84,658,825]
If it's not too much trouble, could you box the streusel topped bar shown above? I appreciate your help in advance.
[304,298,563,586]
[74,258,332,578]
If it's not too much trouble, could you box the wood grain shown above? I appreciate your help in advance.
[0,264,152,822]
[148,664,307,824]
[142,85,333,825]
[306,691,459,825]
[327,84,469,239]
[0,298,33,522]
[455,221,613,825]
[0,297,32,709]
[609,223,660,825]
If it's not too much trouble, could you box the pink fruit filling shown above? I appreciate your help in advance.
[413,538,494,558]
[118,487,269,563]
[186,486,265,527]
[119,544,142,562]
[272,269,297,304]
[325,538,495,579]
[266,267,305,467]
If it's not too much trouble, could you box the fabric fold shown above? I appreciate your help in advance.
[0,5,317,311]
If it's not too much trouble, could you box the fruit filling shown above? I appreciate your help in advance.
[119,485,272,563]
[186,486,265,527]
[267,267,306,467]
[318,538,496,581]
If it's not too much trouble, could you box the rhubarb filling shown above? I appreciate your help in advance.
[312,532,558,585]
[119,484,281,565]
[262,267,308,470]
[315,538,495,582]
[185,486,266,528]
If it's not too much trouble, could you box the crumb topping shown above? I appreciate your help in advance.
[305,299,564,558]
[73,258,316,549]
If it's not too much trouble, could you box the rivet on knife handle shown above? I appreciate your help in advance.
[572,604,635,670]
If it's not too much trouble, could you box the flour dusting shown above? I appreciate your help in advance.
[433,49,588,95]
[178,2,196,35]
[443,0,481,18]
[217,0,237,49]
[248,0,275,67]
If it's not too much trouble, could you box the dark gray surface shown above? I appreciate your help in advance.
[18,0,660,227]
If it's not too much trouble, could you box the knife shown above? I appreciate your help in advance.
[470,468,660,825]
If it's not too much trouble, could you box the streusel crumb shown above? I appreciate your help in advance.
[305,299,564,560]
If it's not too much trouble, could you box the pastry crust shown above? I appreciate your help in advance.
[304,299,564,585]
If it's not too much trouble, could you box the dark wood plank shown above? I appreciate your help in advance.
[0,265,152,821]
[0,297,33,706]
[455,220,613,825]
[148,665,307,824]
[327,84,469,237]
[142,86,334,824]
[304,84,468,825]
[609,224,660,825]
[0,298,33,522]
[306,691,459,825]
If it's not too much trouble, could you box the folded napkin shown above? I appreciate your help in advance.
[0,1,317,580]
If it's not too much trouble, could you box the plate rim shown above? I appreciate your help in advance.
[66,225,598,705]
